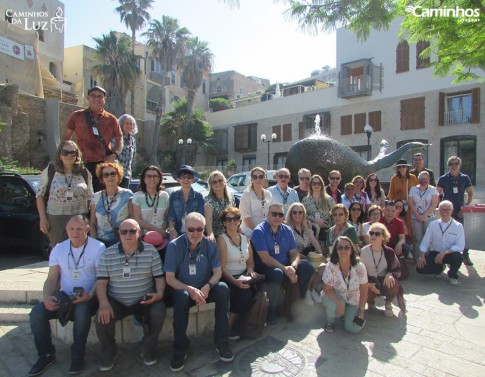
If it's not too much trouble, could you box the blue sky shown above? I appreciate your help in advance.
[63,0,336,84]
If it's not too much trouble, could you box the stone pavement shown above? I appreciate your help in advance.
[1,250,485,377]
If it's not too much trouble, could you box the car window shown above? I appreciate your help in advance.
[0,178,32,205]
[228,175,244,187]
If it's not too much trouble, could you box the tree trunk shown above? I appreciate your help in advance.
[130,29,136,116]
[183,89,196,138]
[149,85,165,167]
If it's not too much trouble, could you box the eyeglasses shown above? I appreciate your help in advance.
[102,171,117,178]
[60,149,77,156]
[292,210,304,215]
[369,178,378,182]
[369,231,382,237]
[298,177,310,180]
[119,229,137,235]
[212,178,224,185]
[370,211,382,216]
[223,216,240,223]
[278,174,289,179]
[448,162,460,166]
[311,181,322,186]
[179,174,194,180]
[354,180,363,184]
[252,174,264,180]
[337,245,351,251]
[395,205,403,209]
[89,94,105,100]
[145,174,159,179]
[351,207,362,212]
[332,212,345,217]
[329,176,341,180]
[187,227,204,233]
[270,212,284,218]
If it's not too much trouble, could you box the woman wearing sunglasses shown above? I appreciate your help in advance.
[217,207,258,340]
[365,173,386,208]
[348,202,365,247]
[326,204,360,252]
[90,162,133,246]
[360,223,406,318]
[352,175,371,211]
[37,141,93,248]
[239,167,273,237]
[302,175,334,241]
[205,171,235,243]
[321,236,368,333]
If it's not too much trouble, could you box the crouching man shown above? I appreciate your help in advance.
[164,212,233,372]
[96,219,166,371]
[29,215,106,376]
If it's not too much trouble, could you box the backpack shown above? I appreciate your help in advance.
[44,163,89,202]
[240,284,269,339]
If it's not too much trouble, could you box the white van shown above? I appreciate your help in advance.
[227,170,276,192]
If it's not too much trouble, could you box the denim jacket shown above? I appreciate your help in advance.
[167,188,205,233]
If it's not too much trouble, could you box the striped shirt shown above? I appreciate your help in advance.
[97,241,164,306]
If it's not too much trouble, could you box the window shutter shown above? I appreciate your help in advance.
[438,92,445,126]
[234,125,248,152]
[272,125,281,142]
[283,124,292,142]
[471,88,480,123]
[368,111,381,132]
[298,122,305,139]
[341,115,352,135]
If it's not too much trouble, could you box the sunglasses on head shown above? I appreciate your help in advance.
[337,245,351,251]
[252,174,264,180]
[369,231,382,237]
[271,212,284,218]
[102,171,117,178]
[119,229,137,235]
[60,149,77,156]
[187,227,204,233]
[223,216,240,223]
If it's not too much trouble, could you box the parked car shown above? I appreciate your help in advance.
[0,173,51,259]
[227,170,277,192]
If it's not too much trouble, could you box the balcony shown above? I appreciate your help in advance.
[445,110,472,126]
[338,58,383,99]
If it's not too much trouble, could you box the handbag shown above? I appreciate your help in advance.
[52,291,73,327]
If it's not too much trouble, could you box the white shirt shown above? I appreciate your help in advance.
[409,185,439,219]
[239,188,272,236]
[419,218,465,254]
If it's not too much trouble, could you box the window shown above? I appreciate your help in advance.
[416,41,430,69]
[274,153,287,170]
[239,88,243,95]
[339,58,382,98]
[397,139,429,166]
[216,158,227,167]
[440,136,476,184]
[354,113,366,134]
[396,41,409,73]
[217,86,221,93]
[202,80,206,95]
[341,115,352,135]
[213,129,228,153]
[37,30,45,42]
[272,125,281,142]
[368,111,382,132]
[242,155,256,171]
[283,124,292,142]
[49,62,57,79]
[439,89,480,126]
[151,59,161,73]
[89,76,98,88]
[400,97,425,130]
[234,123,257,152]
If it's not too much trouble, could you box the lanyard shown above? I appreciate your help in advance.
[439,221,452,237]
[270,226,279,245]
[419,187,428,198]
[124,249,138,266]
[371,248,384,276]
[69,238,88,270]
[276,186,289,205]
[102,190,119,214]
[145,192,160,214]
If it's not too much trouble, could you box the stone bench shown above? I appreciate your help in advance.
[51,303,216,344]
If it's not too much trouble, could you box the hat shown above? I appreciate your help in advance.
[395,159,411,167]
[87,86,106,96]
[172,165,200,181]
[143,231,167,250]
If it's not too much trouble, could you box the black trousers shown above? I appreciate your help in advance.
[416,251,463,279]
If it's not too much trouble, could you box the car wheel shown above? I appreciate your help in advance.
[39,233,51,260]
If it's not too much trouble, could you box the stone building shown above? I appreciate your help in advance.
[210,70,269,101]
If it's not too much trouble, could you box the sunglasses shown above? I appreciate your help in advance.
[60,150,77,156]
[278,174,289,179]
[252,174,264,180]
[311,181,322,186]
[369,231,382,237]
[395,205,403,209]
[187,227,204,233]
[212,178,224,185]
[333,212,345,217]
[179,174,194,180]
[223,216,240,223]
[448,162,460,166]
[299,177,310,180]
[102,171,117,178]
[145,174,159,179]
[351,207,362,211]
[270,212,284,218]
[354,181,363,184]
[369,178,378,182]
[89,94,105,100]
[119,229,137,235]
[337,245,351,251]
[329,176,341,180]
[292,210,304,215]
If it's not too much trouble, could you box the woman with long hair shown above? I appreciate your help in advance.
[326,204,360,252]
[239,167,273,237]
[321,236,368,333]
[348,202,365,247]
[205,170,235,242]
[362,205,384,246]
[352,175,371,211]
[36,140,93,247]
[365,173,386,208]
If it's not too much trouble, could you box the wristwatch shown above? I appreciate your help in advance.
[166,227,174,234]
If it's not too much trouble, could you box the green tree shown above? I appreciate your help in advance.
[161,98,214,166]
[92,32,140,116]
[177,36,214,138]
[143,16,190,165]
[115,0,154,115]
[276,0,484,82]
[209,97,232,111]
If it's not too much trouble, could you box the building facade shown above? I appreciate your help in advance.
[210,70,269,101]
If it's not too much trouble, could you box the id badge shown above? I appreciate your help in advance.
[453,186,459,194]
[189,264,197,275]
[66,189,74,201]
[72,271,80,280]
[92,127,100,136]
[315,212,320,219]
[274,244,280,254]
[123,267,131,278]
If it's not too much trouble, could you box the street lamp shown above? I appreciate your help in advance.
[178,138,192,165]
[364,124,373,161]
[261,133,277,169]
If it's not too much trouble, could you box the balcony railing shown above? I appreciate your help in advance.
[339,75,372,97]
[445,110,472,126]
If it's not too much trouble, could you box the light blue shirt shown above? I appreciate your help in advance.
[268,184,299,214]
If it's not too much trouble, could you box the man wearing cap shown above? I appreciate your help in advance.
[63,86,123,192]
[268,168,299,215]
[28,215,106,376]
[410,153,436,187]
[294,168,311,201]
[96,219,166,371]
[166,165,205,240]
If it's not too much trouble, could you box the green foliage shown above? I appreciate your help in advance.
[209,97,232,111]
[0,158,40,174]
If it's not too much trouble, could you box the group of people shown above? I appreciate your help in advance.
[28,86,474,376]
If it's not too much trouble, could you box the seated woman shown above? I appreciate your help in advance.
[205,170,235,242]
[395,199,413,259]
[365,173,386,208]
[348,202,365,247]
[352,175,371,211]
[326,204,360,252]
[321,236,368,333]
[362,205,384,245]
[302,174,334,241]
[360,223,406,317]
[285,202,325,305]
[217,207,259,340]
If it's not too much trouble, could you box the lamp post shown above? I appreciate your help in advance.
[260,133,277,169]
[364,124,373,161]
[178,138,192,165]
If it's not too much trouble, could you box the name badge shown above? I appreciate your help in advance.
[453,186,459,194]
[315,213,320,219]
[92,127,100,136]
[123,267,131,278]
[72,271,80,280]
[189,264,197,275]
[66,189,73,201]
[274,244,280,254]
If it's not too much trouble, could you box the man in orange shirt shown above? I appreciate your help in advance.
[63,86,123,192]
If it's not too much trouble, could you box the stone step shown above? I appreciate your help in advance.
[0,287,43,305]
[0,304,33,322]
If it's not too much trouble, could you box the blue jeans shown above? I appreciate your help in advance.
[166,282,230,356]
[322,294,362,334]
[30,299,97,362]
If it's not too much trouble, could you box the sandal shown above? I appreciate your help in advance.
[324,323,334,333]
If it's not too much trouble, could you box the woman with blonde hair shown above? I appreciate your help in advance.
[302,174,334,240]
[205,170,235,242]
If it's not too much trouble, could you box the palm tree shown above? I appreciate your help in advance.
[115,0,153,115]
[92,32,140,116]
[177,36,213,140]
[143,16,190,166]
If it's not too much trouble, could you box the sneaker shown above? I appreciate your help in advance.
[449,278,459,285]
[216,342,234,362]
[305,291,314,305]
[69,359,83,375]
[170,354,186,372]
[228,327,240,341]
[463,255,474,266]
[311,290,323,303]
[384,302,394,317]
[324,323,334,333]
[28,354,56,377]
[140,350,158,366]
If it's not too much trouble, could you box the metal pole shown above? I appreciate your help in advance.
[267,141,270,168]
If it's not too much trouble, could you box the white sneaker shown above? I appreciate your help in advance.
[305,291,314,305]
[311,290,322,303]
[449,278,459,285]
